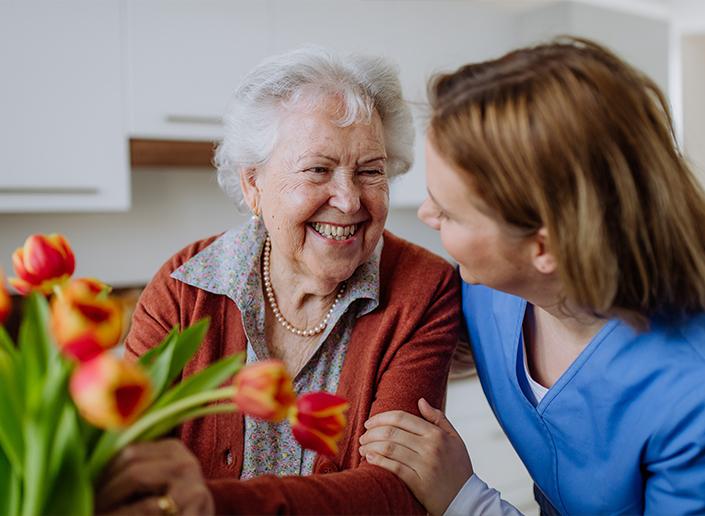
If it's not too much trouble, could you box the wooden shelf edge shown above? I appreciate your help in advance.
[130,138,216,169]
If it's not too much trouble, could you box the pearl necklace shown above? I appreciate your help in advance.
[262,236,345,337]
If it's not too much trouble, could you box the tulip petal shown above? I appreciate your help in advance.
[8,277,32,296]
[233,359,296,422]
[12,248,40,285]
[51,278,123,360]
[47,234,76,276]
[70,354,151,429]
[0,272,11,325]
[74,301,112,324]
[24,235,67,279]
[297,392,349,416]
[291,423,341,456]
[60,334,105,362]
[288,392,349,456]
[115,384,149,420]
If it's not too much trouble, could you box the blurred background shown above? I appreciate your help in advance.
[1,0,704,512]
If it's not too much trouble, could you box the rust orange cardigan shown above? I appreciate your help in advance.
[124,230,461,514]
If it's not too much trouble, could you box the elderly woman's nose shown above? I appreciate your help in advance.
[329,177,362,214]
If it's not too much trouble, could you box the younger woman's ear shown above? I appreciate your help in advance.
[532,227,558,275]
[239,166,260,214]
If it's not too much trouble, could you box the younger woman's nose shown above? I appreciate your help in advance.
[417,198,440,231]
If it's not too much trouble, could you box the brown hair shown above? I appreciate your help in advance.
[429,37,705,327]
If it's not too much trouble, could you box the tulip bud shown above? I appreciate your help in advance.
[289,392,349,456]
[70,353,152,429]
[233,359,296,422]
[51,278,122,362]
[9,234,75,295]
[0,271,11,326]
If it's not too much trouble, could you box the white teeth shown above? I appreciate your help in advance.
[311,222,359,240]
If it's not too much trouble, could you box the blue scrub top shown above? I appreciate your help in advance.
[463,282,705,514]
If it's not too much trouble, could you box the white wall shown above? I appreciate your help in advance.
[682,34,705,182]
[517,1,670,92]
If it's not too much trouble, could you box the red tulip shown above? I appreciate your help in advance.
[9,234,75,295]
[51,278,122,362]
[233,359,296,422]
[289,392,349,456]
[70,353,151,429]
[0,271,10,326]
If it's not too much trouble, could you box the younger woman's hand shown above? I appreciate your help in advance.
[359,398,473,516]
[95,439,214,516]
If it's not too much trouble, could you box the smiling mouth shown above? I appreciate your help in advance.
[309,222,361,240]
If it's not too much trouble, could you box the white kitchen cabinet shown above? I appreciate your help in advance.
[126,0,272,141]
[0,1,129,212]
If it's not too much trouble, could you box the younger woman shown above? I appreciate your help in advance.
[359,38,705,514]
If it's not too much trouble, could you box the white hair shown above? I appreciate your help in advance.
[214,46,415,208]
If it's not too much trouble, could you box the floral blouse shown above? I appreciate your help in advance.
[171,217,381,478]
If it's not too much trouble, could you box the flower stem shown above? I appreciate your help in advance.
[88,386,235,481]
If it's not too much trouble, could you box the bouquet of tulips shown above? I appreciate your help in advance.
[0,234,349,516]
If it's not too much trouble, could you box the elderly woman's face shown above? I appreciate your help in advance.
[255,99,389,285]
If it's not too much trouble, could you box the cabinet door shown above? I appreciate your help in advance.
[0,0,129,212]
[127,0,272,141]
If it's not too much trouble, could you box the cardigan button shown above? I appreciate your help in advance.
[224,448,234,466]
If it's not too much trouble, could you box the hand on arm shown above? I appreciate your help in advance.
[95,439,214,516]
[359,398,473,516]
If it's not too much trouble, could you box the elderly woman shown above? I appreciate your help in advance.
[97,48,460,515]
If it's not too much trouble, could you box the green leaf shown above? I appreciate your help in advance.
[0,326,18,357]
[0,443,21,516]
[166,319,210,380]
[0,348,24,475]
[138,328,179,398]
[44,406,92,516]
[17,293,55,412]
[137,403,235,442]
[85,431,121,486]
[21,359,71,516]
[138,326,179,369]
[78,416,104,460]
[139,319,210,400]
[150,353,244,411]
[0,450,22,516]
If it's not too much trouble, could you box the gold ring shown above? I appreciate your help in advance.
[157,494,179,515]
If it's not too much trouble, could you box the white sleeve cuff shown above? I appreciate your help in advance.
[443,474,523,516]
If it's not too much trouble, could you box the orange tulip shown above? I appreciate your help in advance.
[0,271,10,326]
[233,359,296,422]
[289,392,349,456]
[70,353,152,429]
[9,234,75,295]
[51,278,122,362]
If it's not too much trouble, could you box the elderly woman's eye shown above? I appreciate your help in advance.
[359,168,384,175]
[305,166,330,174]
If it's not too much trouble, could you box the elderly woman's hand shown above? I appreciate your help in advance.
[95,439,214,516]
[359,398,473,516]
